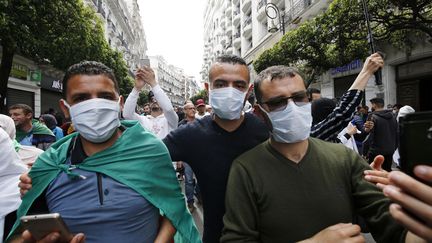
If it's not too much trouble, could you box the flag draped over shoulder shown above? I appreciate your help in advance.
[15,119,54,142]
[8,120,201,243]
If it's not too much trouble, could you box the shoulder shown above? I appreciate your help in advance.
[309,137,355,157]
[234,141,269,167]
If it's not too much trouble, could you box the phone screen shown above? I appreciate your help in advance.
[399,111,432,181]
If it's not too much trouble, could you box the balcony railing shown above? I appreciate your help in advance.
[257,0,267,11]
[243,16,252,27]
[234,32,241,38]
[287,0,313,21]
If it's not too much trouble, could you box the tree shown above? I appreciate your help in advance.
[0,0,133,114]
[190,89,208,105]
[254,0,432,77]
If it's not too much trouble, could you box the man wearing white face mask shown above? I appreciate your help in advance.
[163,55,269,243]
[221,66,424,243]
[6,61,200,243]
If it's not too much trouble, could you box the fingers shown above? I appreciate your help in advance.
[389,203,432,242]
[22,230,60,243]
[19,173,32,198]
[70,233,86,243]
[388,171,432,205]
[364,170,389,185]
[414,165,432,181]
[370,155,385,171]
[337,223,361,238]
[384,184,432,225]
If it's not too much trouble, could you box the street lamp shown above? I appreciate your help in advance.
[265,3,285,34]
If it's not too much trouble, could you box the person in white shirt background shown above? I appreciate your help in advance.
[123,66,178,139]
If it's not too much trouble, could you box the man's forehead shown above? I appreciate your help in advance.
[209,63,250,80]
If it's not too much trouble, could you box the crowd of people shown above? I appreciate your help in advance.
[0,53,431,243]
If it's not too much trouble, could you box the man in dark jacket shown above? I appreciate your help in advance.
[364,98,398,171]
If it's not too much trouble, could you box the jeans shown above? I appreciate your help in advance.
[183,162,195,204]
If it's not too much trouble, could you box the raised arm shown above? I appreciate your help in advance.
[138,66,178,131]
[310,53,384,141]
[123,69,151,129]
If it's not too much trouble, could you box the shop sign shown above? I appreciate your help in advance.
[10,62,28,80]
[331,59,362,76]
[41,76,63,92]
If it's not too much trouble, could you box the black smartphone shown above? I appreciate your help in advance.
[399,111,432,180]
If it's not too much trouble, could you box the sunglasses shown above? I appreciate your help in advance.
[261,90,309,112]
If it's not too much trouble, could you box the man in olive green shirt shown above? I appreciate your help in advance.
[221,65,424,243]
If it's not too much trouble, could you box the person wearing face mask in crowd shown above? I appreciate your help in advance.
[6,61,200,243]
[123,66,178,139]
[221,65,425,243]
[163,55,269,243]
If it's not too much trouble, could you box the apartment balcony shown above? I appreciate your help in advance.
[220,17,226,27]
[242,16,252,38]
[233,32,241,48]
[221,36,227,45]
[257,0,267,22]
[225,25,233,35]
[226,46,234,54]
[241,0,251,14]
[233,0,239,4]
[272,0,283,5]
[233,10,241,26]
[225,5,232,17]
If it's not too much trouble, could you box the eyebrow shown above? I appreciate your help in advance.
[213,79,247,84]
[264,90,306,103]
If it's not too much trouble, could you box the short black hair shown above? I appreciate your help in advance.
[370,97,385,108]
[393,103,403,110]
[62,61,119,98]
[254,65,306,104]
[9,104,33,115]
[209,55,248,81]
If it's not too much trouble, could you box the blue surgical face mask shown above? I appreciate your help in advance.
[64,98,121,143]
[209,87,247,120]
[260,101,312,143]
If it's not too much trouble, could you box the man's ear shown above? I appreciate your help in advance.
[204,82,209,92]
[119,95,124,111]
[245,83,254,100]
[253,104,273,131]
[59,99,70,119]
[26,112,33,120]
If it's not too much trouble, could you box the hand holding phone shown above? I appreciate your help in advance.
[20,213,73,242]
[399,111,432,182]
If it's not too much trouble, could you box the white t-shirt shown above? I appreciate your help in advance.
[123,85,178,139]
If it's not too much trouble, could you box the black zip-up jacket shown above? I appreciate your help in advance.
[369,109,398,155]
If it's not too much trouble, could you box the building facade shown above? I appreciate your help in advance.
[84,0,148,73]
[202,0,432,111]
[1,0,148,117]
[149,56,191,107]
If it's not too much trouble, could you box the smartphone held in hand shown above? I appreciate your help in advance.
[20,213,72,242]
[399,111,432,182]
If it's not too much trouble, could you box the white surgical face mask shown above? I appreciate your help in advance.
[209,87,247,120]
[64,98,121,143]
[261,101,312,143]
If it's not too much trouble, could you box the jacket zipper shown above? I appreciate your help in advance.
[97,173,104,205]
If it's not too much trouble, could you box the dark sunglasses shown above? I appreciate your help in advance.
[261,90,309,112]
